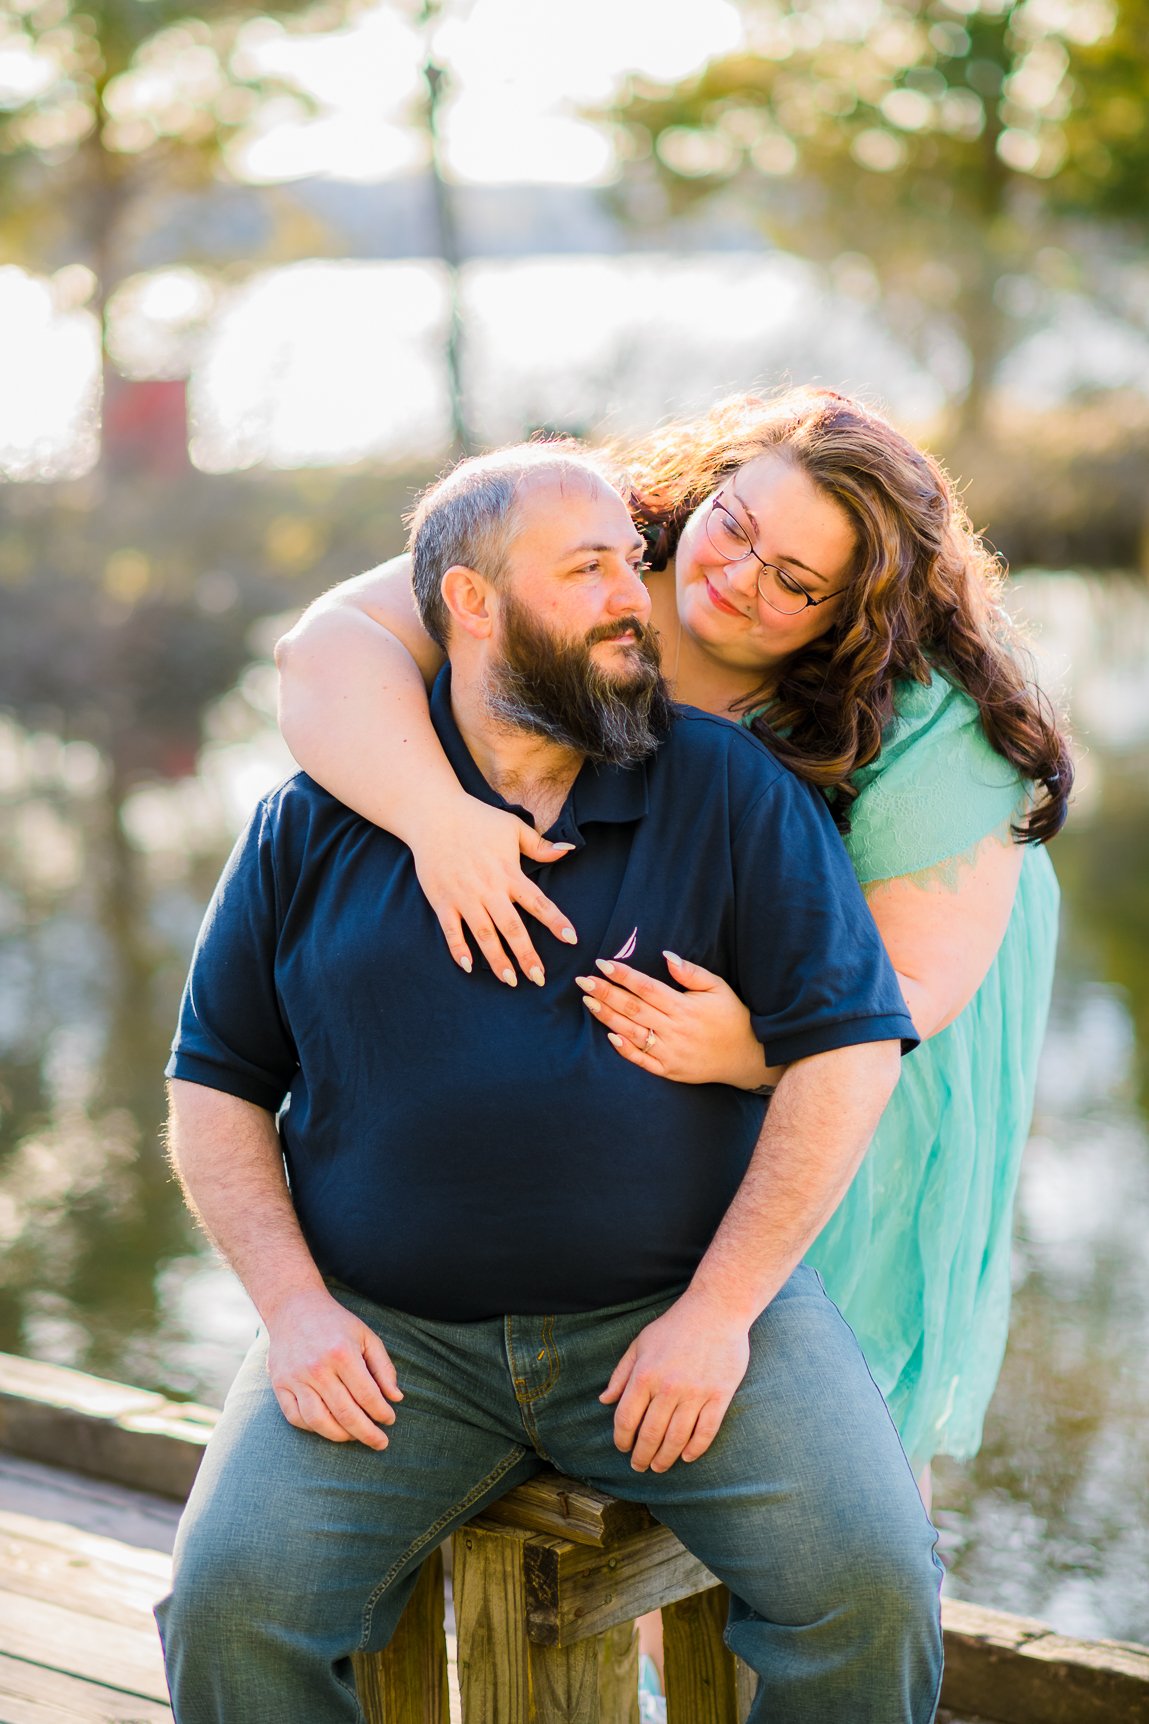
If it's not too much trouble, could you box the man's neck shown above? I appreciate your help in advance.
[450,669,583,832]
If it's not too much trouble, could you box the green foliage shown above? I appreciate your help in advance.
[1057,0,1149,215]
[605,0,1149,425]
[0,0,336,286]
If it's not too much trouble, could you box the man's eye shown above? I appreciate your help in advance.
[633,560,651,577]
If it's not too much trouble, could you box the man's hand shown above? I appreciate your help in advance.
[600,1292,751,1473]
[266,1288,404,1450]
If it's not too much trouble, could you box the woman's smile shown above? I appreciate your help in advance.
[703,576,749,619]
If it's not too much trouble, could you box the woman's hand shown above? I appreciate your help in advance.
[575,952,776,1089]
[414,793,579,984]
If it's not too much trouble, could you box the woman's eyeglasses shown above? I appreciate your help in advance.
[705,498,847,616]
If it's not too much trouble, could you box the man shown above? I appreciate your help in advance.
[158,444,943,1722]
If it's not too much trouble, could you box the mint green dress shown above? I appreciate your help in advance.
[803,672,1060,1469]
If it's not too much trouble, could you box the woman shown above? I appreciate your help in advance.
[275,387,1070,1477]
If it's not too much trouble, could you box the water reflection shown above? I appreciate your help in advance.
[0,687,288,1398]
[933,683,1149,1639]
[1,571,1147,1638]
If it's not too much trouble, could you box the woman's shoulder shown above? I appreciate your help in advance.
[844,670,1026,883]
[887,667,981,751]
[855,669,1015,793]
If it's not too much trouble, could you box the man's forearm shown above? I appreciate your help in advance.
[166,1078,326,1324]
[166,1078,403,1448]
[687,1040,901,1324]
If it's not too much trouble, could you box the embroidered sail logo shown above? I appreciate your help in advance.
[612,928,638,961]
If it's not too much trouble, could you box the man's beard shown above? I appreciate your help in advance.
[485,594,672,767]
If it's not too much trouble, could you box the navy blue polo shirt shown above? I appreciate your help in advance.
[168,668,916,1321]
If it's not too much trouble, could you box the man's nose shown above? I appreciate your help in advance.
[608,561,652,618]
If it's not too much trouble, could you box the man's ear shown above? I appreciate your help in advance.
[441,564,494,639]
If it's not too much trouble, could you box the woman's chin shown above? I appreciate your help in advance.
[680,597,772,673]
[680,587,739,645]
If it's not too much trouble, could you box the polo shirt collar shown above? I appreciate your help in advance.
[429,666,651,843]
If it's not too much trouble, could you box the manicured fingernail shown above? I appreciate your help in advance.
[583,999,601,1015]
[561,926,577,943]
[502,968,517,986]
[552,843,576,853]
[458,953,473,973]
[607,1032,624,1048]
[663,950,681,964]
[596,959,615,975]
[529,965,545,987]
[575,976,595,991]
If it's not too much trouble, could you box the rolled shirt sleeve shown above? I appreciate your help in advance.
[166,798,298,1112]
[729,768,919,1067]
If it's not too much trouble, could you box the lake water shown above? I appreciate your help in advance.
[1,569,1146,1642]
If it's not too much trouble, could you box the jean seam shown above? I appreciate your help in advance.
[336,1663,366,1723]
[543,1313,560,1393]
[799,1271,946,1720]
[507,1313,560,1404]
[358,1441,529,1650]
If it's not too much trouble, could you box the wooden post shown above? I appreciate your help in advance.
[353,1546,450,1724]
[595,1619,640,1724]
[662,1585,739,1724]
[528,1637,602,1722]
[454,1522,534,1722]
[456,1523,645,1723]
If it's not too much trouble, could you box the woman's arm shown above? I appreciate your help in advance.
[582,828,1024,1084]
[276,560,579,983]
[862,827,1024,1039]
[277,557,448,826]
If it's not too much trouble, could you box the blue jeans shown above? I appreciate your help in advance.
[156,1267,943,1721]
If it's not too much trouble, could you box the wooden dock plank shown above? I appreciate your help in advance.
[0,1456,180,1556]
[0,1594,168,1708]
[0,1654,170,1724]
[0,1506,171,1573]
[0,1517,170,1632]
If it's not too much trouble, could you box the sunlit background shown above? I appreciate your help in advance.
[2,0,1148,1647]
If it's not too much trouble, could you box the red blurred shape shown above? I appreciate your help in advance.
[102,376,189,476]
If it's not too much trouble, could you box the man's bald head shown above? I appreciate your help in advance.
[407,443,623,649]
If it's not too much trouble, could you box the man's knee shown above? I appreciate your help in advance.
[753,1474,941,1646]
[822,1465,941,1608]
[854,1516,942,1637]
[160,1504,309,1657]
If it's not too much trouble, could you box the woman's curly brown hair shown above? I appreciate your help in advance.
[617,388,1072,842]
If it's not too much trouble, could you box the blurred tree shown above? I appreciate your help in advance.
[0,465,415,793]
[604,0,1149,433]
[0,0,476,449]
[0,0,340,354]
[0,464,417,932]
